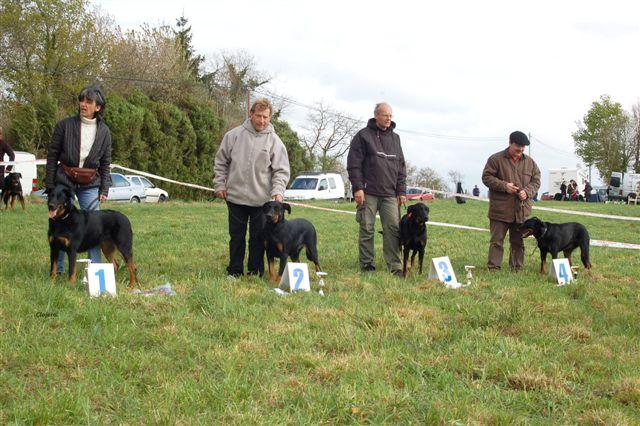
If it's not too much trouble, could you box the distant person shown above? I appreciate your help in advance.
[0,126,16,193]
[45,86,112,272]
[472,185,480,197]
[214,98,290,278]
[347,102,406,276]
[481,131,540,271]
[583,180,592,201]
[455,181,466,204]
[569,179,578,201]
[560,180,567,200]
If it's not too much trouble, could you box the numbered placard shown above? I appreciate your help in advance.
[279,262,310,292]
[428,256,458,286]
[550,258,573,286]
[87,263,117,297]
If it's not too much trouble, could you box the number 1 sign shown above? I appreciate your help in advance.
[279,262,311,292]
[87,263,117,297]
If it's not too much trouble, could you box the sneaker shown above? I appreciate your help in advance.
[226,271,243,279]
[361,264,376,272]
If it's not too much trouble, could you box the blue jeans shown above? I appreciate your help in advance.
[57,186,102,272]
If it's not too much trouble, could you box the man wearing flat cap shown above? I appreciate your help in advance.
[481,131,540,271]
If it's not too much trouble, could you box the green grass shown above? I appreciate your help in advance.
[1,197,639,424]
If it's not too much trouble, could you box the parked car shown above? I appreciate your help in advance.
[284,172,346,200]
[406,187,434,201]
[125,175,168,203]
[540,192,553,201]
[108,172,146,203]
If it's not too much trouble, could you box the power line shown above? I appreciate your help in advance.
[532,136,579,159]
[1,63,581,156]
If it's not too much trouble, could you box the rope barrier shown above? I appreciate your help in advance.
[4,158,639,249]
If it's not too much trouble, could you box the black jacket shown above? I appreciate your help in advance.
[347,118,406,197]
[45,115,112,196]
[0,138,15,178]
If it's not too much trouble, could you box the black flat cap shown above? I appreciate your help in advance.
[509,131,530,146]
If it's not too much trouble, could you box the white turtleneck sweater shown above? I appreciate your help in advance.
[79,116,97,167]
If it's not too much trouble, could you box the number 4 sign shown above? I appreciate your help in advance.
[279,262,311,292]
[550,258,573,286]
[428,256,458,287]
[87,263,117,297]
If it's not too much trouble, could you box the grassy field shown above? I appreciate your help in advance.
[1,197,639,424]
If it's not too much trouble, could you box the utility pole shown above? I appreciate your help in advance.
[246,88,251,118]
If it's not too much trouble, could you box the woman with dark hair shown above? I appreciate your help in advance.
[45,86,112,271]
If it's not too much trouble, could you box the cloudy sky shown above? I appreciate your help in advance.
[95,0,640,193]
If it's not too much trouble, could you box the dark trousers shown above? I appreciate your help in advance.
[488,219,525,270]
[226,201,265,276]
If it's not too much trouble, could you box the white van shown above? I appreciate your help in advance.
[284,172,345,201]
[2,151,38,196]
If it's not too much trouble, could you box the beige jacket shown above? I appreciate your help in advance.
[482,149,541,223]
[213,120,290,207]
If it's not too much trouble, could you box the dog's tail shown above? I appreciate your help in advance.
[579,227,592,269]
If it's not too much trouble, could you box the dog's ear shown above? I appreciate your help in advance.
[17,173,22,178]
[62,186,73,201]
[283,203,291,215]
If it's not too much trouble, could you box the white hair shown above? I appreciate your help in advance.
[374,102,392,114]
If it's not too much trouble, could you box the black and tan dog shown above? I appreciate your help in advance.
[520,217,592,274]
[2,172,25,210]
[400,202,429,277]
[262,200,321,283]
[47,184,137,287]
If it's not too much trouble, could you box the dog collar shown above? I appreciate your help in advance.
[52,211,70,221]
[539,225,547,238]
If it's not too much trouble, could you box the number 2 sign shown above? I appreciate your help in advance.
[87,263,117,297]
[279,262,311,292]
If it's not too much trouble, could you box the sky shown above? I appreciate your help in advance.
[95,0,640,194]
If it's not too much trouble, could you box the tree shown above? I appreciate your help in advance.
[107,24,202,103]
[405,162,418,186]
[174,15,204,81]
[0,0,113,105]
[200,52,271,127]
[272,111,313,179]
[447,170,465,191]
[573,95,634,181]
[414,167,447,191]
[300,102,359,171]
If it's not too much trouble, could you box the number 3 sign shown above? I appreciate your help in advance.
[87,263,117,297]
[279,262,311,292]
[428,256,459,286]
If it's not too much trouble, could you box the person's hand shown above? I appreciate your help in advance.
[354,189,365,206]
[505,182,519,194]
[216,190,227,199]
[272,194,283,202]
[397,195,406,206]
[518,190,527,201]
[99,194,107,204]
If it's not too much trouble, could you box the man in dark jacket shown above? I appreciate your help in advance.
[46,86,112,271]
[482,131,540,271]
[347,103,406,276]
[0,126,16,192]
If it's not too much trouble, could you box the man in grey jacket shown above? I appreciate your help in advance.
[347,102,406,276]
[214,98,290,277]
